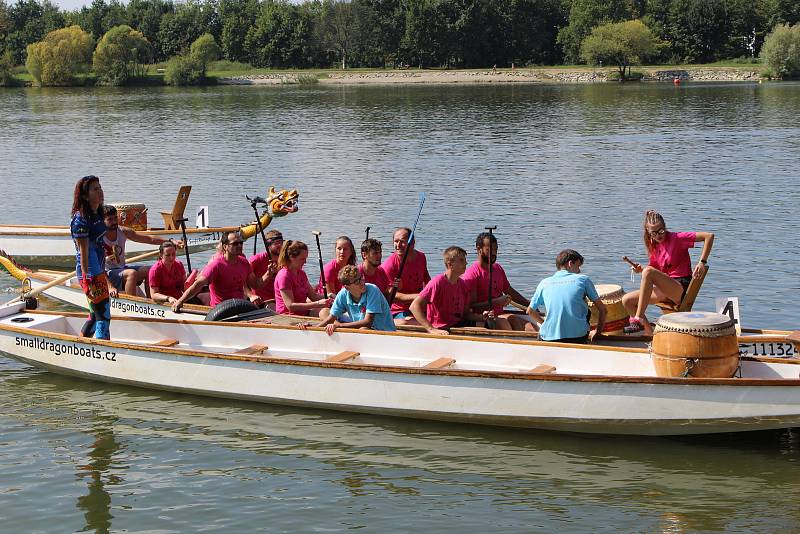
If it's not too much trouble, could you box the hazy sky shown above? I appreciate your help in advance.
[51,0,92,11]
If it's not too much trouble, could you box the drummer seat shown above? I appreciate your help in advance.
[656,265,708,314]
[160,185,192,231]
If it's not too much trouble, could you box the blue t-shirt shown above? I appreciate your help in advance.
[331,283,396,332]
[70,211,106,277]
[530,270,600,341]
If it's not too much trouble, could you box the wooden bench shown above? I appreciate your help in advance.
[152,339,179,347]
[527,364,556,374]
[789,331,800,352]
[234,344,268,355]
[160,185,192,231]
[326,351,360,363]
[656,265,707,314]
[424,357,455,370]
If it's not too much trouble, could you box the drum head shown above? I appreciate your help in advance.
[655,311,735,336]
[594,284,624,300]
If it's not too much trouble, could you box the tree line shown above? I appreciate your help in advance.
[1,0,799,73]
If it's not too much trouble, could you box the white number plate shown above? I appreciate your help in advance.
[739,342,796,358]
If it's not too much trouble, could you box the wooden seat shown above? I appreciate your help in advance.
[527,364,556,374]
[788,331,800,352]
[152,339,179,347]
[424,357,455,370]
[234,344,268,355]
[326,351,360,363]
[656,265,708,314]
[160,185,192,231]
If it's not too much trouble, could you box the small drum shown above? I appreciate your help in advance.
[110,203,148,231]
[588,284,629,335]
[651,312,739,378]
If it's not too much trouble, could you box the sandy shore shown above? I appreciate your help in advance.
[219,67,762,86]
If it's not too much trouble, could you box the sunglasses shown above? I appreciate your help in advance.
[648,228,666,238]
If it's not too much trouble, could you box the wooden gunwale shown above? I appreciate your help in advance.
[0,226,240,237]
[5,310,800,386]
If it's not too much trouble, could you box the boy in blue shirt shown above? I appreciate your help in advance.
[312,265,396,336]
[527,249,607,344]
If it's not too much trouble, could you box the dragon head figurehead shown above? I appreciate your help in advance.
[240,187,299,240]
[267,186,299,216]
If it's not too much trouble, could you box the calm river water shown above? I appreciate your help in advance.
[1,82,799,531]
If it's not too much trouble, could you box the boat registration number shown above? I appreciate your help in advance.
[739,342,796,358]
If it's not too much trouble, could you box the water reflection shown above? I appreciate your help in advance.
[76,416,120,534]
[1,367,800,530]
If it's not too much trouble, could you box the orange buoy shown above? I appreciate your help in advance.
[673,77,681,85]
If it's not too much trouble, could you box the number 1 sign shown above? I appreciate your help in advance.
[196,206,209,229]
[716,297,741,335]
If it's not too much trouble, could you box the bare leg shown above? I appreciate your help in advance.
[635,267,683,319]
[122,269,138,296]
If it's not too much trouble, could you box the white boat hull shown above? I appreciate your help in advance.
[2,309,800,436]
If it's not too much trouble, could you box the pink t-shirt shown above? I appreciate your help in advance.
[317,260,346,295]
[249,251,276,300]
[147,259,187,299]
[201,255,253,306]
[359,264,390,294]
[649,231,696,278]
[381,250,431,313]
[461,261,511,315]
[274,267,312,316]
[419,274,469,329]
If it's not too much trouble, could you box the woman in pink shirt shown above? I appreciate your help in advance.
[148,241,189,306]
[622,210,714,333]
[317,236,356,296]
[275,240,333,316]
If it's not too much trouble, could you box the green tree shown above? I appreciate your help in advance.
[219,0,258,62]
[164,51,201,84]
[92,24,152,85]
[245,0,315,67]
[189,31,219,75]
[580,19,661,79]
[126,0,174,59]
[557,0,640,64]
[760,23,800,77]
[316,0,380,68]
[157,1,206,59]
[67,0,127,42]
[666,0,729,62]
[25,24,93,85]
[0,49,17,84]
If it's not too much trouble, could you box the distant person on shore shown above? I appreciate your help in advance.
[247,229,284,307]
[382,227,430,325]
[526,249,606,344]
[410,246,488,335]
[358,238,391,298]
[462,231,533,331]
[317,236,356,296]
[103,205,180,298]
[622,210,714,334]
[273,240,333,317]
[71,175,110,339]
[304,265,395,336]
[172,231,272,312]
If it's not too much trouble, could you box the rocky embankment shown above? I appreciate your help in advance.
[219,67,762,86]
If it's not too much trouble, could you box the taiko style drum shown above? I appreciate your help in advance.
[588,284,629,335]
[110,203,148,231]
[651,312,740,378]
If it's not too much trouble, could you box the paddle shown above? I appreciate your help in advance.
[178,217,192,272]
[247,195,270,255]
[8,248,163,305]
[365,226,371,241]
[312,230,327,299]
[387,192,426,305]
[485,225,497,329]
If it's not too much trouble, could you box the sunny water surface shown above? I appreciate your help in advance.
[1,81,799,531]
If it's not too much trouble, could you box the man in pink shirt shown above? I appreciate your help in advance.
[462,231,532,331]
[410,247,487,335]
[381,227,431,324]
[172,231,273,311]
[247,229,284,306]
[358,238,390,299]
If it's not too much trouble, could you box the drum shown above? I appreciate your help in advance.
[651,312,739,378]
[588,284,629,335]
[111,203,148,231]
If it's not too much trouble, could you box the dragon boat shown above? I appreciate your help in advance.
[1,300,800,436]
[0,186,299,266]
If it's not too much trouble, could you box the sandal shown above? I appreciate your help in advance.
[623,316,645,334]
